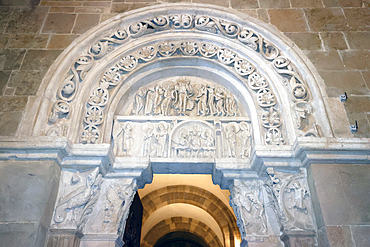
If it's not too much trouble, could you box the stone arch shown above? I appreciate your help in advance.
[140,185,240,247]
[141,216,223,247]
[28,4,332,148]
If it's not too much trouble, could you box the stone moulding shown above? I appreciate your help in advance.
[27,4,332,149]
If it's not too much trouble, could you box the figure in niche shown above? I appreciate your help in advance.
[156,122,169,157]
[153,86,164,115]
[145,87,155,115]
[113,121,134,156]
[176,129,189,157]
[200,129,214,158]
[189,126,201,157]
[286,180,308,212]
[142,122,157,157]
[226,122,238,157]
[244,191,267,234]
[175,78,194,115]
[131,88,146,115]
[207,85,217,115]
[161,84,175,116]
[225,90,237,116]
[240,122,251,158]
[215,87,226,116]
[195,84,208,116]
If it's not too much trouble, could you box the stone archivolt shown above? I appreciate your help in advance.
[42,9,328,147]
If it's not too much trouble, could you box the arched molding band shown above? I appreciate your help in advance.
[29,4,333,148]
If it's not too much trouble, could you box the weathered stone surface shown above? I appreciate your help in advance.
[325,226,354,247]
[311,163,370,225]
[5,6,48,34]
[1,0,40,6]
[0,96,28,111]
[306,51,344,70]
[259,0,290,8]
[344,96,370,113]
[344,8,370,31]
[305,8,347,32]
[0,111,23,136]
[41,13,77,34]
[21,50,62,71]
[361,70,370,89]
[237,9,258,18]
[8,70,45,95]
[325,97,352,137]
[192,0,229,7]
[101,13,118,22]
[320,32,348,50]
[346,31,370,50]
[340,50,370,70]
[0,49,26,70]
[319,70,369,95]
[111,3,157,13]
[0,7,13,33]
[257,9,269,23]
[350,226,370,247]
[75,6,109,14]
[291,0,323,7]
[49,6,76,13]
[7,34,49,49]
[47,34,79,49]
[230,0,258,9]
[285,32,321,50]
[72,14,101,34]
[0,71,11,94]
[346,112,370,138]
[268,9,308,32]
[0,34,9,48]
[322,0,362,7]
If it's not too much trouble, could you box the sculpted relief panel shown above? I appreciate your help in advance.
[112,77,252,159]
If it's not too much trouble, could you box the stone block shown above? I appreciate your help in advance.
[344,96,370,113]
[268,9,308,32]
[361,70,370,89]
[347,112,370,137]
[47,34,79,49]
[350,226,370,247]
[346,31,370,50]
[305,8,348,32]
[285,32,322,50]
[0,34,9,48]
[72,14,101,34]
[0,96,28,111]
[41,1,83,7]
[305,51,344,70]
[192,0,229,7]
[50,6,76,13]
[259,0,290,8]
[0,160,60,223]
[320,32,348,50]
[0,49,26,70]
[0,70,11,94]
[21,49,62,71]
[111,3,158,13]
[42,13,77,34]
[0,111,22,136]
[101,13,118,23]
[230,0,258,9]
[7,34,49,49]
[290,0,323,7]
[5,6,48,34]
[319,70,369,96]
[325,226,355,247]
[344,8,370,31]
[257,9,269,23]
[0,0,40,6]
[75,7,109,14]
[7,70,45,95]
[0,222,39,247]
[236,10,258,19]
[340,50,370,70]
[322,0,362,7]
[0,7,13,33]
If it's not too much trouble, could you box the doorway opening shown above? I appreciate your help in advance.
[137,174,241,247]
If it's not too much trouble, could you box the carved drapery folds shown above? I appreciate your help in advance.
[51,168,137,238]
[45,12,321,144]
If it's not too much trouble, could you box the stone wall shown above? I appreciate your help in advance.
[0,1,370,247]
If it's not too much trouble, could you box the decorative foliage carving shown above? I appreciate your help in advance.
[46,12,318,143]
[264,168,315,233]
[52,168,102,231]
[230,180,267,239]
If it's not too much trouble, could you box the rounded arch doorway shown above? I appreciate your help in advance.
[153,231,209,247]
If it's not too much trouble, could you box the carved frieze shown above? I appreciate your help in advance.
[45,11,319,143]
[230,179,267,239]
[264,168,316,233]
